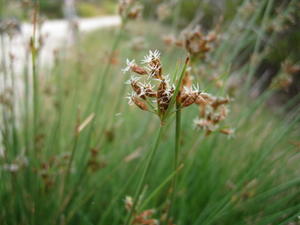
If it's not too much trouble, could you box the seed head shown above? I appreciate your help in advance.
[118,0,143,21]
[124,196,133,211]
[124,50,202,123]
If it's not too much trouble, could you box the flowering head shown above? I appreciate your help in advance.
[123,50,213,124]
[118,0,143,21]
[194,94,233,136]
[164,25,218,60]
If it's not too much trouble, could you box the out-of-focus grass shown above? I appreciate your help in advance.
[77,1,118,18]
[0,2,300,225]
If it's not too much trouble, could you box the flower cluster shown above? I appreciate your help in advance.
[163,25,218,59]
[123,50,209,122]
[124,196,159,225]
[2,154,28,173]
[194,94,233,136]
[87,148,106,172]
[118,0,143,20]
[156,1,177,21]
[270,60,300,90]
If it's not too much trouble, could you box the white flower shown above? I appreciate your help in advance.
[143,81,154,89]
[193,118,218,131]
[122,59,136,73]
[145,64,162,79]
[125,92,136,105]
[137,87,146,98]
[124,196,133,211]
[183,85,199,95]
[183,86,192,94]
[192,84,200,93]
[125,75,140,84]
[164,74,171,83]
[151,99,157,104]
[141,49,160,64]
[165,87,173,97]
[193,118,203,127]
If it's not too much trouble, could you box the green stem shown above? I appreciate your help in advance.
[31,3,39,151]
[165,103,181,224]
[140,164,184,210]
[172,0,182,32]
[125,125,164,225]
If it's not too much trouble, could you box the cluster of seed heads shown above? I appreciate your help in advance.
[1,154,28,173]
[118,0,143,21]
[37,153,71,189]
[156,0,177,21]
[194,95,233,136]
[270,60,300,90]
[123,50,212,122]
[124,196,159,225]
[163,25,218,59]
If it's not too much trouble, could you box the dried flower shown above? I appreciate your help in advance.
[124,197,159,225]
[156,3,172,21]
[165,25,218,59]
[125,196,133,211]
[219,128,235,137]
[194,95,232,136]
[118,0,143,21]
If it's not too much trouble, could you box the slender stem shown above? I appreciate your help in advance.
[125,125,164,225]
[165,103,181,224]
[31,3,39,150]
[172,0,182,32]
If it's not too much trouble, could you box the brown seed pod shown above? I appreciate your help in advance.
[195,94,207,105]
[131,65,148,75]
[199,93,214,104]
[149,60,163,79]
[132,96,148,111]
[144,87,157,98]
[131,80,146,99]
[211,97,230,109]
[220,128,234,135]
[157,79,170,112]
[181,92,198,107]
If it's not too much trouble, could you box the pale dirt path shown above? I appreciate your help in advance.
[0,15,121,124]
[1,15,121,75]
[0,15,121,112]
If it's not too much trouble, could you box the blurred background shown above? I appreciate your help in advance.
[1,0,299,106]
